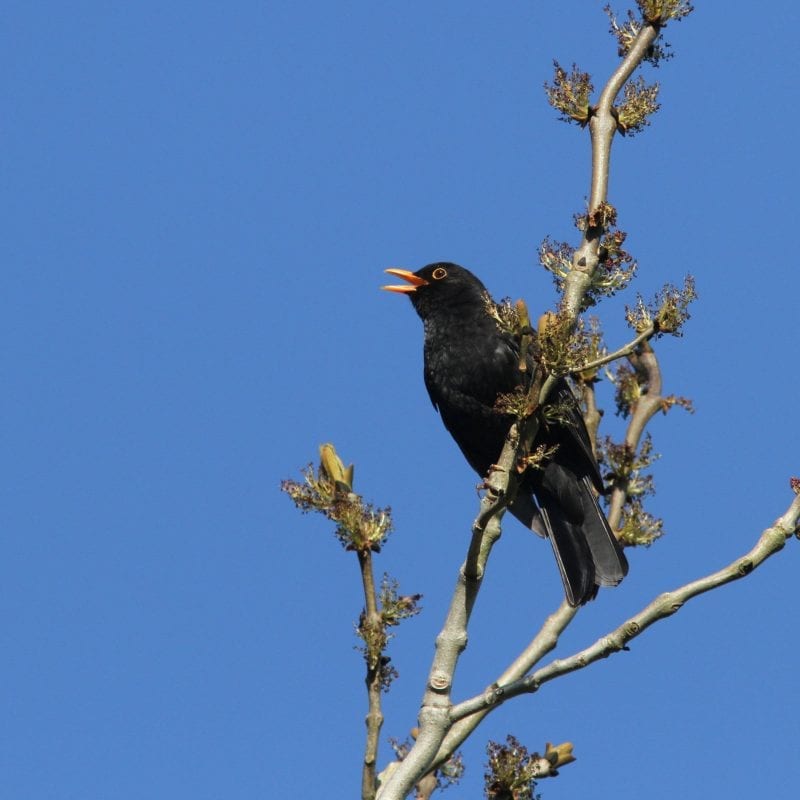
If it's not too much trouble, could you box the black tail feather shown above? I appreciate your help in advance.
[509,476,628,607]
[578,476,628,587]
[540,505,596,606]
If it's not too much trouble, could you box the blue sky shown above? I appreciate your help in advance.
[3,2,798,798]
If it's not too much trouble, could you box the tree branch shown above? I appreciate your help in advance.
[376,373,550,798]
[359,549,384,800]
[430,485,800,756]
[439,491,800,725]
[428,600,577,770]
[565,21,660,318]
[580,380,602,458]
[607,343,664,528]
[589,24,659,210]
[482,492,800,705]
[576,322,656,376]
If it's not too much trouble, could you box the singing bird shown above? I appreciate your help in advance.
[383,262,627,606]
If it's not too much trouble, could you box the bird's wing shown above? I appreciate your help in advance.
[543,378,605,493]
[423,330,521,476]
[425,377,513,476]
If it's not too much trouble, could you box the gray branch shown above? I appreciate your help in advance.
[454,493,800,715]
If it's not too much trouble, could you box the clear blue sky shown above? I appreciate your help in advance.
[3,2,798,798]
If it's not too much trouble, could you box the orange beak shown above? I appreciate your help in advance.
[382,268,428,294]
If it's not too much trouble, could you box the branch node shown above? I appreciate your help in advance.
[656,592,683,615]
[737,559,755,577]
[430,671,452,692]
[625,620,641,636]
[482,683,504,707]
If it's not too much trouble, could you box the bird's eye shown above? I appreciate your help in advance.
[431,267,448,280]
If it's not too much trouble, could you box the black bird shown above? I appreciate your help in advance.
[383,262,627,606]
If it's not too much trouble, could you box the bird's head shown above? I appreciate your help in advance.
[382,262,489,320]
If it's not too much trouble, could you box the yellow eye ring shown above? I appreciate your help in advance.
[432,267,448,280]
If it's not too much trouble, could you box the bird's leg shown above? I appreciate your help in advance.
[476,463,508,496]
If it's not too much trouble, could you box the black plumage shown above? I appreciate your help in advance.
[384,262,627,606]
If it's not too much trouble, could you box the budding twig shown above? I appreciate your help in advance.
[573,322,656,375]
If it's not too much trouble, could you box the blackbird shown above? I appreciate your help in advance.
[383,262,627,606]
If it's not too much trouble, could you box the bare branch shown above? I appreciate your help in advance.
[359,550,384,800]
[444,492,800,724]
[565,21,661,318]
[429,601,577,770]
[591,24,660,208]
[495,492,800,702]
[377,373,548,798]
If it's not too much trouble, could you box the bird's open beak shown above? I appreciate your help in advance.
[382,268,428,294]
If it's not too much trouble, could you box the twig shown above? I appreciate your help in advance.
[458,492,800,710]
[564,24,660,319]
[607,344,664,528]
[575,322,656,375]
[581,380,602,458]
[428,600,577,771]
[376,374,547,798]
[590,25,659,211]
[358,549,385,800]
[375,417,539,796]
[432,486,800,755]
